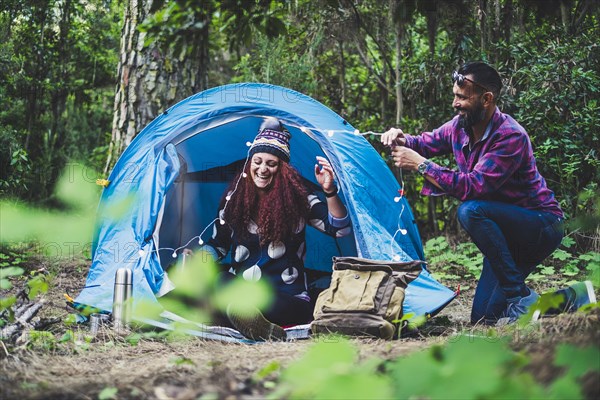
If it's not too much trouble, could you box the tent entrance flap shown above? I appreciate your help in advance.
[159,122,357,272]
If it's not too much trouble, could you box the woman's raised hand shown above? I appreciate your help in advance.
[314,156,336,193]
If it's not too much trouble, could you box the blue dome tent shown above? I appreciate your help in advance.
[76,83,456,323]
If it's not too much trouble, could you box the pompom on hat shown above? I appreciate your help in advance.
[249,117,291,163]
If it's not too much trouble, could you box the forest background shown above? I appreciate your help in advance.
[1,1,599,399]
[1,0,598,247]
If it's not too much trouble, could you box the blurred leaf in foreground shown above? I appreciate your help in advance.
[0,162,102,254]
[277,338,392,400]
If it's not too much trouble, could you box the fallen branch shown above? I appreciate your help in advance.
[14,302,36,319]
[0,288,28,320]
[33,317,61,331]
[0,339,8,357]
[1,323,21,340]
[17,302,43,324]
[0,301,44,340]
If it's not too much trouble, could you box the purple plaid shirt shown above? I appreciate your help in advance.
[404,107,563,217]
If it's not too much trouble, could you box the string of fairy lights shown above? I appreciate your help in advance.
[141,124,410,262]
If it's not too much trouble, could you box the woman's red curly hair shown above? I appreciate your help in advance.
[223,161,311,245]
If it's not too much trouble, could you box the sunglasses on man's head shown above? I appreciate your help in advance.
[452,71,491,92]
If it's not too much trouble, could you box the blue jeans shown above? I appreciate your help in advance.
[457,200,563,324]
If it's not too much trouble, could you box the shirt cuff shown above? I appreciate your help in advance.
[421,181,446,196]
[403,134,417,149]
[328,212,350,228]
[420,162,447,196]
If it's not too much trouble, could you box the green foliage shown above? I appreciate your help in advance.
[1,164,98,324]
[533,292,570,319]
[232,35,316,94]
[391,336,526,399]
[0,246,51,319]
[154,253,219,323]
[212,278,274,316]
[0,0,118,201]
[253,361,281,382]
[425,234,599,288]
[27,275,49,300]
[555,344,600,379]
[0,133,31,197]
[540,236,600,285]
[63,314,79,326]
[170,356,196,367]
[0,266,24,290]
[272,334,591,399]
[569,192,600,239]
[0,163,100,247]
[131,248,275,336]
[491,27,600,228]
[98,387,118,400]
[139,0,213,53]
[27,330,57,351]
[274,338,392,400]
[0,296,17,312]
[424,236,481,283]
[58,329,75,344]
[141,1,289,55]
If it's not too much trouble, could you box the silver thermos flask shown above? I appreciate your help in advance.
[112,268,133,332]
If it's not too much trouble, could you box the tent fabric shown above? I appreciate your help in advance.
[76,83,455,318]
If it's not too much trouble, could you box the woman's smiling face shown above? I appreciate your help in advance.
[250,152,280,189]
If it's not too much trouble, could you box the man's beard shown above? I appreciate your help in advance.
[457,101,485,130]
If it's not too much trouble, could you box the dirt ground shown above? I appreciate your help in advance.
[1,255,599,400]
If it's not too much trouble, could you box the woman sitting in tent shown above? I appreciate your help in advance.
[200,117,351,341]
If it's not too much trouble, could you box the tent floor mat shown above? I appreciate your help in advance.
[136,311,312,343]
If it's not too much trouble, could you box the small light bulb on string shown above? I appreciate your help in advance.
[394,188,404,203]
[138,249,145,257]
[390,178,408,257]
[171,251,177,258]
[219,219,225,225]
[242,172,247,178]
[353,129,360,135]
[327,130,334,137]
[246,141,252,147]
[225,195,231,201]
[198,238,204,245]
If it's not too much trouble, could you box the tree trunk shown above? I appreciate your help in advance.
[390,0,405,124]
[559,0,571,32]
[338,38,347,109]
[53,0,71,147]
[382,58,389,122]
[502,0,514,44]
[516,1,524,35]
[424,1,438,56]
[105,0,210,174]
[23,4,50,154]
[394,26,404,124]
[478,0,487,54]
[428,196,439,235]
[494,0,501,44]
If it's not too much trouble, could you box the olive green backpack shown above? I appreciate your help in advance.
[311,256,422,340]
